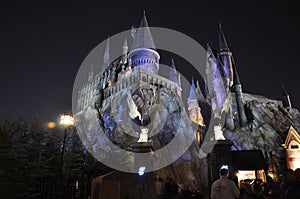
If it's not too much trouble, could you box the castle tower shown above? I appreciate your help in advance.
[188,78,204,126]
[218,24,247,127]
[282,84,292,108]
[188,78,205,144]
[206,43,226,112]
[121,38,128,65]
[128,12,160,74]
[232,57,247,127]
[218,23,233,88]
[88,64,94,83]
[103,37,110,69]
[169,59,182,97]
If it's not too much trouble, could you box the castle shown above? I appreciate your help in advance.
[74,10,298,151]
[75,12,263,142]
[75,14,181,115]
[74,12,300,198]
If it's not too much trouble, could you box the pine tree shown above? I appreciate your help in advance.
[0,118,100,198]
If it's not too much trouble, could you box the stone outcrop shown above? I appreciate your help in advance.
[224,95,300,174]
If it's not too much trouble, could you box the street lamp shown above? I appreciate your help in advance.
[60,113,74,173]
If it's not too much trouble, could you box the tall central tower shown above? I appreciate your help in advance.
[218,24,247,127]
[128,12,160,74]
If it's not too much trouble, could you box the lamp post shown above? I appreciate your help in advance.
[59,113,74,173]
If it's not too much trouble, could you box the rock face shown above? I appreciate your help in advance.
[75,79,208,193]
[224,94,300,174]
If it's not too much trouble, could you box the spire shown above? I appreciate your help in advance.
[122,37,128,64]
[231,57,247,127]
[131,12,156,50]
[195,80,206,102]
[218,23,230,52]
[128,12,160,74]
[177,72,181,88]
[282,84,292,108]
[103,37,110,68]
[88,64,94,82]
[282,84,289,96]
[188,77,197,101]
[188,77,205,126]
[123,37,128,48]
[231,57,241,85]
[169,59,180,86]
[207,43,218,61]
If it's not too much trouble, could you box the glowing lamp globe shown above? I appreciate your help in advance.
[60,114,74,127]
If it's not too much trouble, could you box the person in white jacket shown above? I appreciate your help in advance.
[211,166,240,199]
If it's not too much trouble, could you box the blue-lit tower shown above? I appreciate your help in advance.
[218,24,247,127]
[128,12,160,74]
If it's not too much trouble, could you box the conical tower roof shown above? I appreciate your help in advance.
[103,37,110,68]
[207,43,218,60]
[188,77,197,101]
[88,64,94,82]
[231,57,241,85]
[169,59,180,86]
[218,23,230,52]
[282,84,292,108]
[123,37,128,48]
[282,84,289,96]
[131,12,156,50]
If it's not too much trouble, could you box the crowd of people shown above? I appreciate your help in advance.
[154,167,300,199]
[210,167,280,199]
[238,177,275,199]
[211,167,300,199]
[155,177,202,198]
[155,177,179,198]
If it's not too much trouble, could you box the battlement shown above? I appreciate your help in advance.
[101,68,180,111]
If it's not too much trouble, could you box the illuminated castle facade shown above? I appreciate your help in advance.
[73,13,300,198]
[76,14,182,119]
[75,13,295,150]
[75,13,252,144]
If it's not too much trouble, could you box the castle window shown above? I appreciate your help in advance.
[157,79,161,86]
[148,76,153,84]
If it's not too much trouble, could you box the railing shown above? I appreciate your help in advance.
[102,69,180,100]
[35,175,92,199]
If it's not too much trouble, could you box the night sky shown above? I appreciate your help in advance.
[0,0,299,124]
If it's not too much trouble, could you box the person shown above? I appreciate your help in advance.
[252,179,263,198]
[155,177,165,198]
[285,168,300,199]
[211,167,240,199]
[279,169,295,199]
[239,179,254,199]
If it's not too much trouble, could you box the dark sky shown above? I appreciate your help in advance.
[0,0,299,123]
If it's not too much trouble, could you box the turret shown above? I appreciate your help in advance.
[206,43,225,111]
[169,59,182,97]
[88,64,94,82]
[187,78,204,126]
[103,37,110,69]
[121,38,128,65]
[188,78,205,144]
[218,23,233,88]
[282,84,292,108]
[195,80,206,103]
[128,12,160,74]
[218,24,247,127]
[232,57,247,127]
